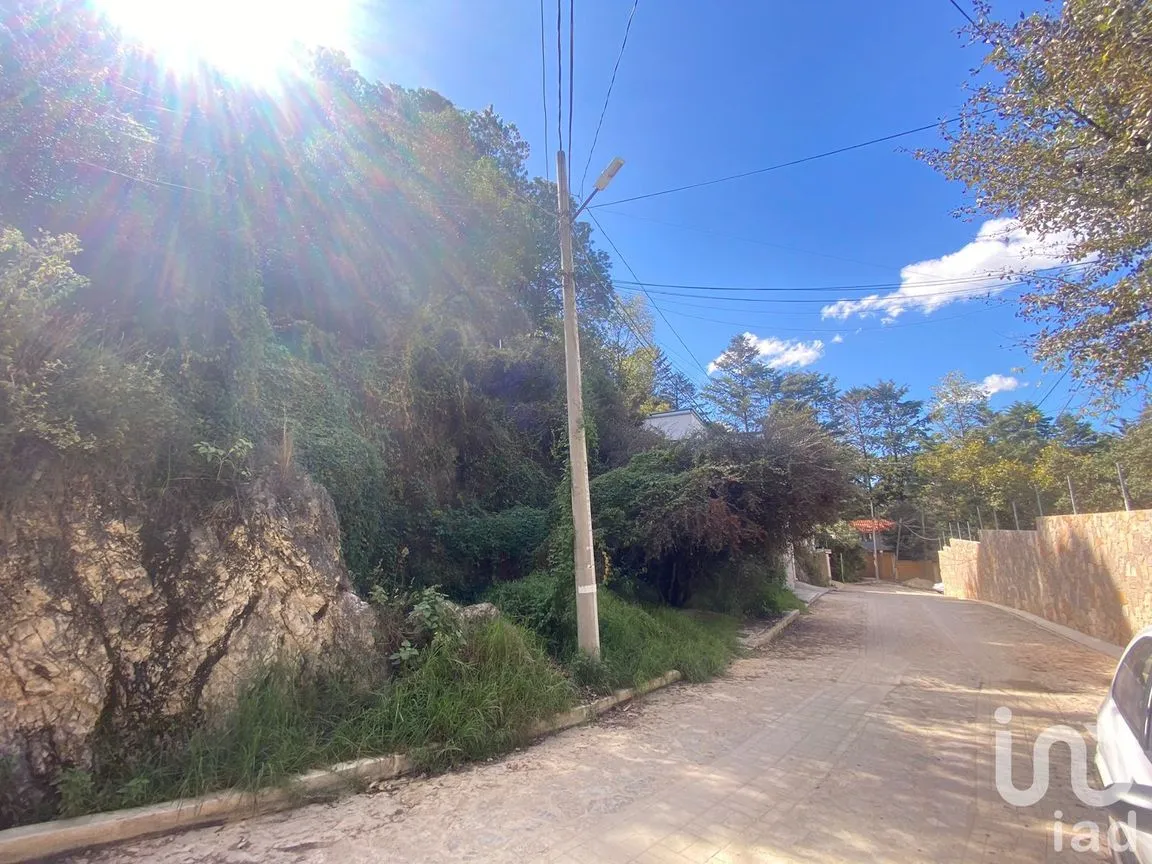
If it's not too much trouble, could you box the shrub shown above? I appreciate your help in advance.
[47,617,573,820]
[486,569,575,656]
[490,569,742,694]
[590,592,741,691]
[685,555,791,618]
[0,227,180,499]
[365,618,575,768]
[433,505,549,598]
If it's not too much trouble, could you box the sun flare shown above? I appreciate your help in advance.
[95,0,354,85]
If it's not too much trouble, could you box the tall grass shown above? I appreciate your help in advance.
[56,619,575,819]
[490,572,744,695]
[572,593,742,692]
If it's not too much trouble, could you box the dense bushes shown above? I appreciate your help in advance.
[590,420,852,608]
[488,568,743,693]
[0,228,181,498]
[432,505,549,599]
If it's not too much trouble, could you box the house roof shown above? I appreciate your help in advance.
[645,409,708,425]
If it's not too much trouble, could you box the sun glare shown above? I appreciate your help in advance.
[95,0,354,85]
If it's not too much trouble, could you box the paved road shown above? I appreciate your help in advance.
[84,584,1119,864]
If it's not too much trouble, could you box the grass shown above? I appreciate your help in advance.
[489,572,745,695]
[52,618,576,821]
[43,581,750,824]
[571,592,743,693]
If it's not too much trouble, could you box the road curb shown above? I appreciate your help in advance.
[744,609,801,651]
[968,599,1123,660]
[0,671,683,864]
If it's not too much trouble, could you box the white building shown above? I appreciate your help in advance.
[643,409,708,441]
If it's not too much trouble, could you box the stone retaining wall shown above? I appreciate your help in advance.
[939,510,1152,646]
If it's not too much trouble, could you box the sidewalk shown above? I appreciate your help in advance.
[791,580,831,605]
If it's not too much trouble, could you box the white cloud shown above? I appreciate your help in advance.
[820,218,1082,321]
[707,332,825,373]
[981,373,1021,396]
[831,334,844,344]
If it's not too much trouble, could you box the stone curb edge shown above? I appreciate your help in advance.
[743,608,801,651]
[0,671,684,864]
[966,598,1124,660]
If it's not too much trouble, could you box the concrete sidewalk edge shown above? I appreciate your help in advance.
[971,599,1124,660]
[0,671,684,864]
[744,609,802,651]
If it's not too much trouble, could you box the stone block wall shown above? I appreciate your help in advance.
[939,510,1152,646]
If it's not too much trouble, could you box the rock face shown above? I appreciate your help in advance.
[0,472,375,823]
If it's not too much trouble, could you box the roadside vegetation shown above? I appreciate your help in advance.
[2,0,1149,830]
[53,612,576,818]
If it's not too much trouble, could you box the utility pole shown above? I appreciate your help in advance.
[554,152,624,659]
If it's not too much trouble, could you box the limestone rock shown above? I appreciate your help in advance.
[0,472,375,825]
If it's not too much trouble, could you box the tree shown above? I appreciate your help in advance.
[929,372,991,440]
[778,371,841,433]
[700,334,783,432]
[840,382,929,570]
[652,353,698,411]
[986,401,1055,461]
[921,0,1152,399]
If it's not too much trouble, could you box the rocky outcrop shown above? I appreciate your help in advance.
[0,472,375,824]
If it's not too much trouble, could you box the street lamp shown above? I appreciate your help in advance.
[555,152,625,659]
[573,157,625,218]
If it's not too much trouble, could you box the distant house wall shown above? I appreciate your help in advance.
[862,551,898,581]
[939,510,1152,646]
[893,559,939,583]
[643,410,706,441]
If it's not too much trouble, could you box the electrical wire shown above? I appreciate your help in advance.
[596,206,902,272]
[610,262,1094,295]
[611,292,1002,332]
[587,211,712,377]
[611,285,1017,315]
[539,0,550,178]
[589,111,994,209]
[947,0,978,26]
[1035,368,1071,410]
[567,0,575,161]
[579,0,639,195]
[610,281,1051,305]
[556,0,563,153]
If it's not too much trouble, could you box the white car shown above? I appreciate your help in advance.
[1096,626,1152,863]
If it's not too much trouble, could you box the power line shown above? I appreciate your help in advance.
[611,264,1092,296]
[590,112,989,209]
[1035,368,1071,410]
[614,296,1000,332]
[567,0,575,161]
[579,0,639,195]
[587,211,711,377]
[617,281,1030,305]
[947,0,978,27]
[539,0,550,178]
[596,206,901,272]
[612,285,1017,315]
[555,0,563,152]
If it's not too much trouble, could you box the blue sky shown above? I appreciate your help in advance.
[320,1,1086,412]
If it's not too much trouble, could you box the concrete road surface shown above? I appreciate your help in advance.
[81,583,1119,863]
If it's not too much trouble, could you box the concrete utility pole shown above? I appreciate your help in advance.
[555,151,624,659]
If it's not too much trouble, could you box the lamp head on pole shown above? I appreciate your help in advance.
[594,157,625,191]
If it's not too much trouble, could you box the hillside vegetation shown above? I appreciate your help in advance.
[0,2,850,825]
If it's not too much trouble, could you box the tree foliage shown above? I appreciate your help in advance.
[921,0,1152,397]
